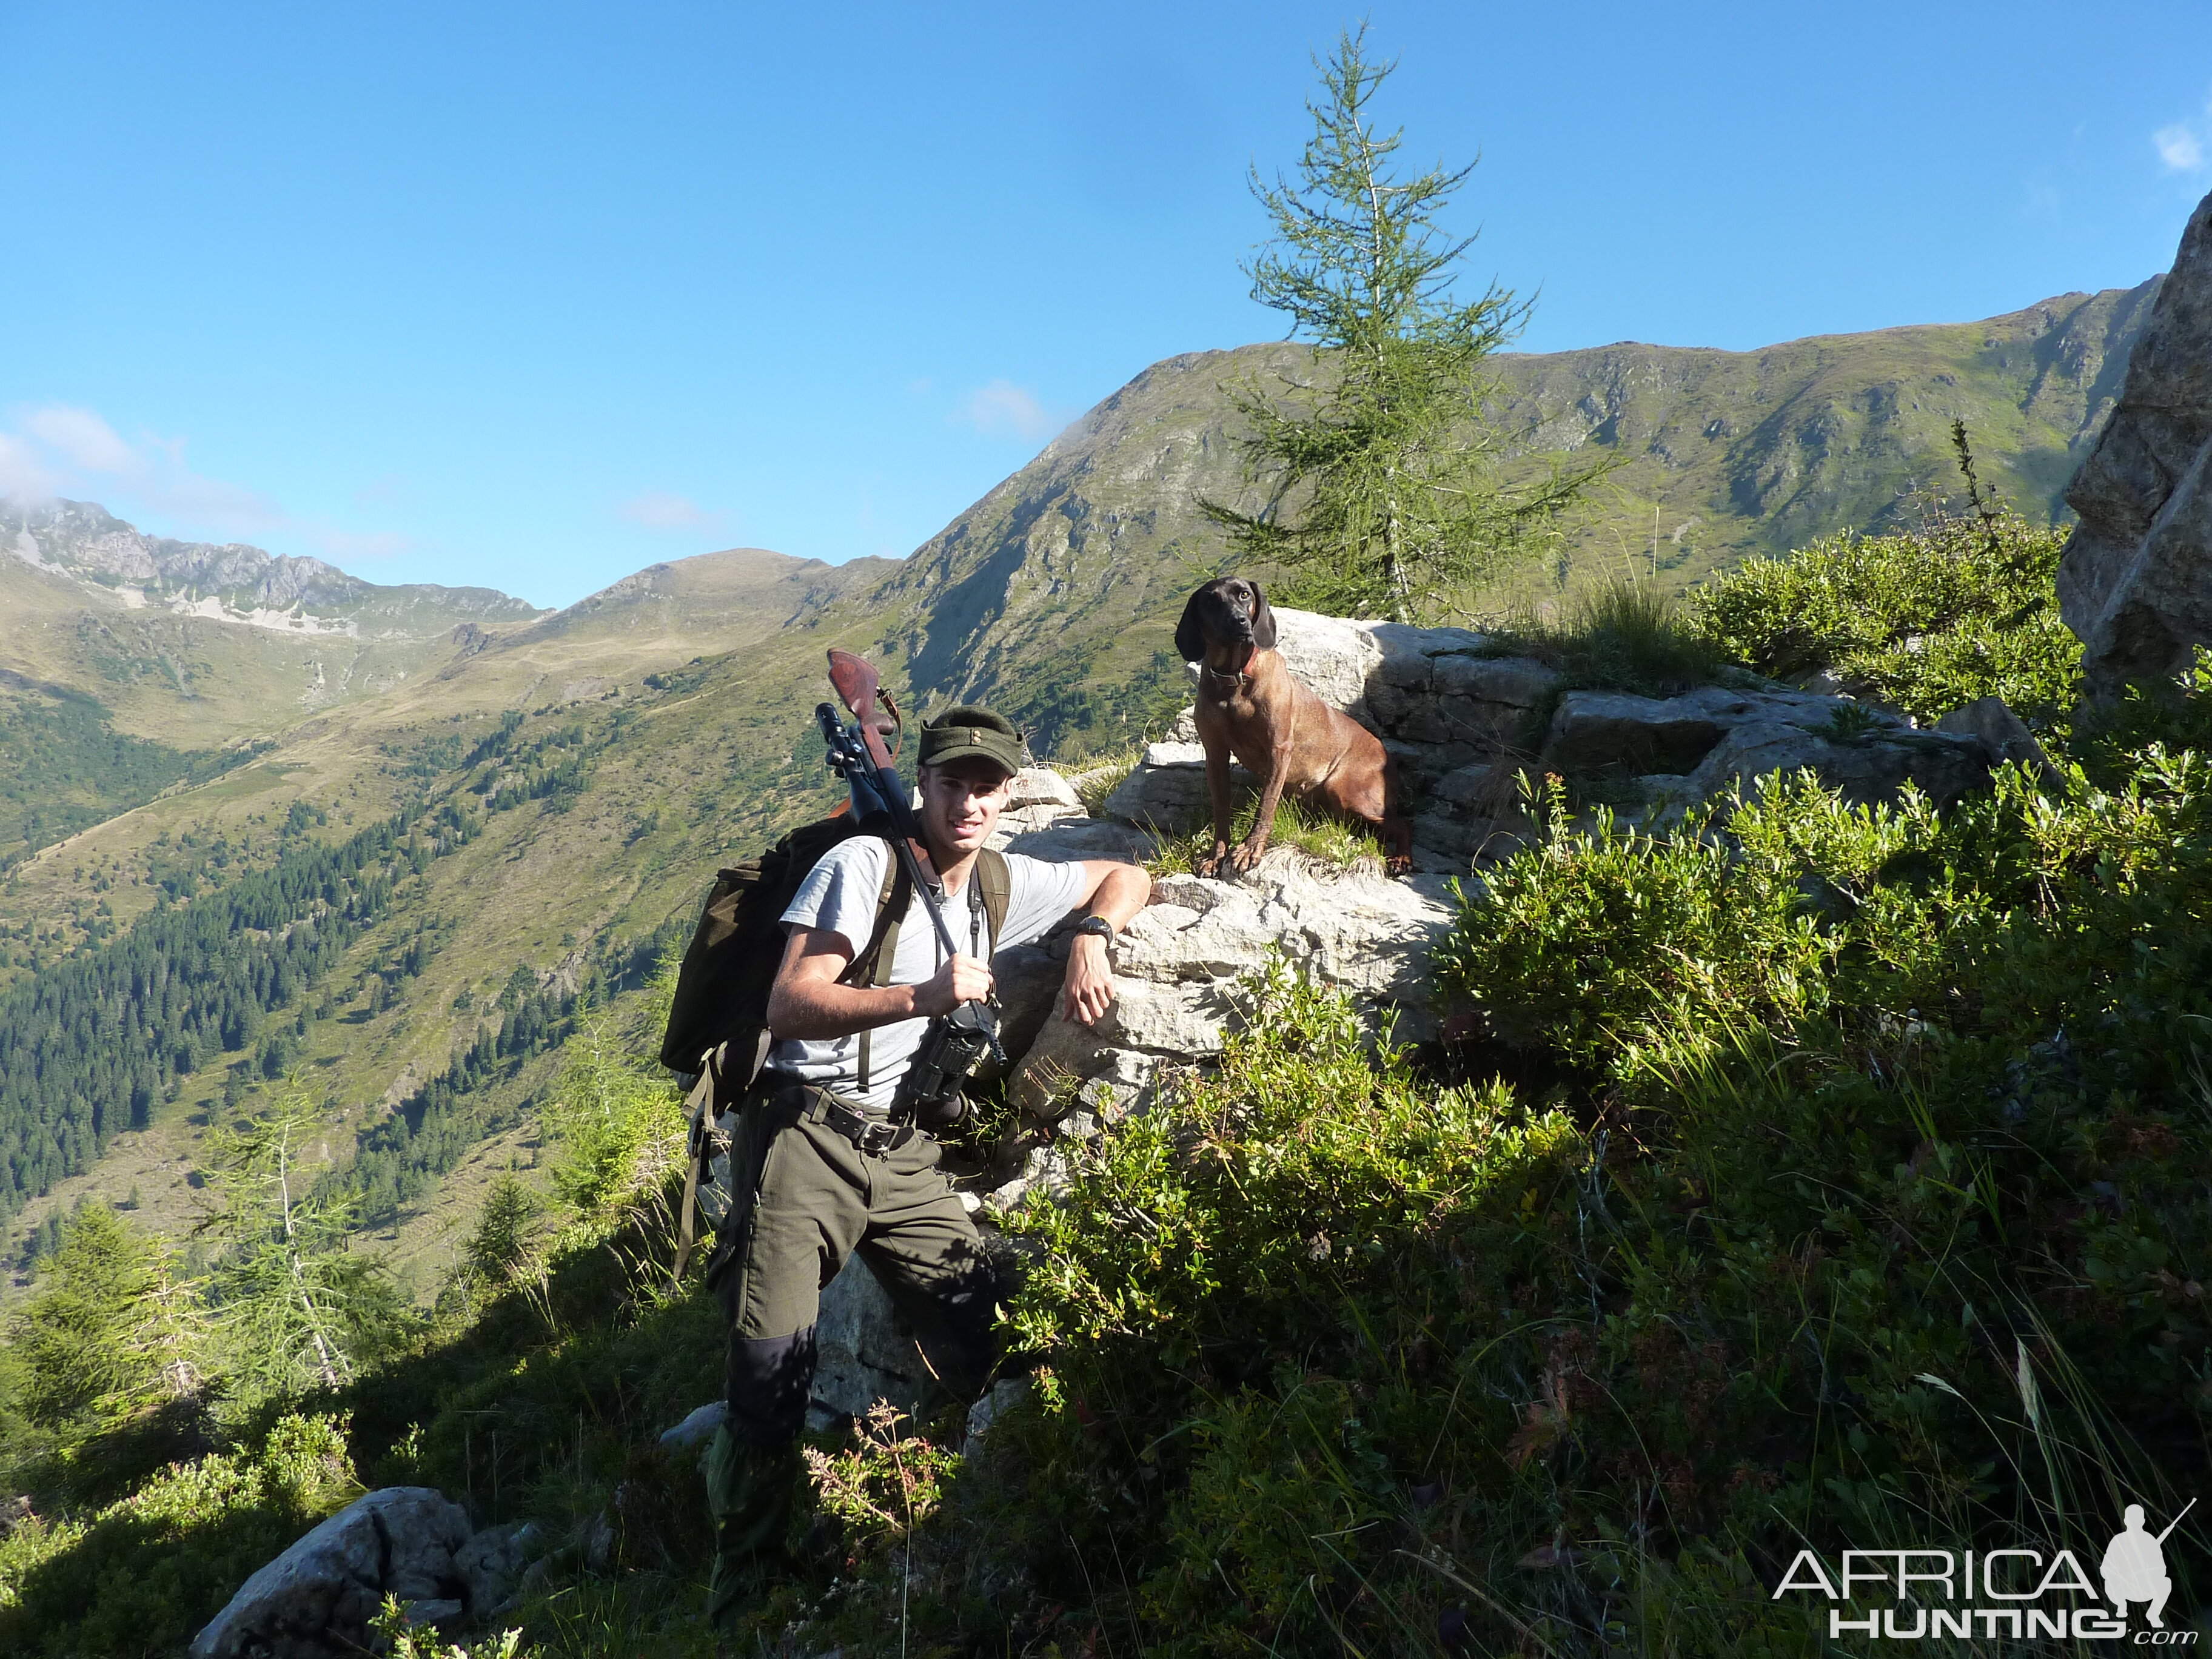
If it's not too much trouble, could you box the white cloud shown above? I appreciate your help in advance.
[619,491,725,533]
[1,403,286,534]
[2154,91,2212,173]
[2156,122,2205,172]
[0,402,403,568]
[0,432,62,502]
[953,379,1061,443]
[24,405,138,473]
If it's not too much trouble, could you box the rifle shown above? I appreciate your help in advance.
[816,651,1006,1101]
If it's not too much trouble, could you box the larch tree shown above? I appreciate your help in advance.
[1203,25,1610,621]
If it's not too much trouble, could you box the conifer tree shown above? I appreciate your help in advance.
[1204,26,1611,620]
[196,1084,407,1395]
[6,1204,191,1429]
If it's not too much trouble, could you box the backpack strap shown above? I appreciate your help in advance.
[673,1039,743,1282]
[853,844,907,1098]
[976,848,1010,957]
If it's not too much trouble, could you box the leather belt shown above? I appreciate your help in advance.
[760,1073,913,1158]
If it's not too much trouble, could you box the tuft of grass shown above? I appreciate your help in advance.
[1145,790,1382,877]
[1492,577,1729,700]
[1062,746,1145,816]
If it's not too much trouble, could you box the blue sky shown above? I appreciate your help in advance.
[2,2,2208,609]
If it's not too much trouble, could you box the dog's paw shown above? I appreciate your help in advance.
[1227,840,1267,874]
[1193,842,1232,878]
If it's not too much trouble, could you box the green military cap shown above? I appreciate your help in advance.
[919,705,1027,778]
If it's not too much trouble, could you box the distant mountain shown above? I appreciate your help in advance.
[4,499,535,619]
[836,280,2157,754]
[0,501,546,750]
[1485,281,2157,586]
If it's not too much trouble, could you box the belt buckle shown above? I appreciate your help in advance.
[858,1119,898,1155]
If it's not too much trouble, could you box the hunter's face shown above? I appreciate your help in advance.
[919,760,1012,860]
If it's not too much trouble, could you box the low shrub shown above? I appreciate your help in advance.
[1689,509,2078,724]
[0,1413,358,1658]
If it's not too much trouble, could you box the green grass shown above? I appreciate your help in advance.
[1491,576,1731,702]
[1145,789,1385,875]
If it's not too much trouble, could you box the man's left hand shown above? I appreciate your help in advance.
[1061,934,1115,1026]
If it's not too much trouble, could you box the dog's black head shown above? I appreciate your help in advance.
[1175,577,1276,666]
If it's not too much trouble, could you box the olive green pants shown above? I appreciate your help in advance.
[702,1081,999,1625]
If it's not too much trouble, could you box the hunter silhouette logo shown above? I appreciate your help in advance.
[1771,1499,2201,1642]
[2105,1501,2194,1631]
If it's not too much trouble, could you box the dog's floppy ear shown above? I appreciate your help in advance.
[1247,580,1277,651]
[1174,588,1209,664]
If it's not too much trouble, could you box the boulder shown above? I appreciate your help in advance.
[190,1487,480,1658]
[1932,696,2062,785]
[1010,850,1458,1119]
[1270,609,1386,717]
[1099,742,1244,833]
[1671,720,1994,817]
[987,766,1090,845]
[2059,188,2212,698]
[809,1255,946,1427]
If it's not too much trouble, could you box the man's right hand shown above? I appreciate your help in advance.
[916,953,994,1017]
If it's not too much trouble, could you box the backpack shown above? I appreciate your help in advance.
[663,817,1010,1278]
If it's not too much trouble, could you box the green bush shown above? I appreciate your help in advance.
[0,1413,357,1658]
[1689,510,2079,723]
[732,683,2212,1654]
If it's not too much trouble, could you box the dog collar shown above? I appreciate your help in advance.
[1206,664,1251,694]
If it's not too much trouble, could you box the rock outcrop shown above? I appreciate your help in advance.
[2060,189,2212,699]
[189,1487,529,1657]
[1102,609,2004,866]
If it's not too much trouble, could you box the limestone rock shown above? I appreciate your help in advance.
[454,1522,538,1620]
[809,1258,942,1425]
[189,1487,477,1659]
[1010,851,1456,1119]
[1933,696,2062,783]
[1100,745,1244,833]
[1270,608,1385,717]
[986,766,1090,846]
[2060,188,2212,697]
[1669,720,1992,817]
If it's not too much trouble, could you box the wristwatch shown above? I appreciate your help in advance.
[1073,914,1116,940]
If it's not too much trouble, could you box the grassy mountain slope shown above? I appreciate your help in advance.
[1489,280,2157,588]
[0,280,2160,1282]
[0,546,897,1284]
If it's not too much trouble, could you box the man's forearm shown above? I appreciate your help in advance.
[766,977,927,1042]
[1084,863,1151,930]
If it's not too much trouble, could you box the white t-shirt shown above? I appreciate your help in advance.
[769,836,1090,1111]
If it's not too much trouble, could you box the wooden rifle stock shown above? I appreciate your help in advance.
[826,648,900,770]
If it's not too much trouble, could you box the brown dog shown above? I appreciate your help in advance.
[1175,577,1413,876]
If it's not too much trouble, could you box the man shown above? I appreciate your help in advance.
[2102,1503,2173,1629]
[702,704,1150,1624]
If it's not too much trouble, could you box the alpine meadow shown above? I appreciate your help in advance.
[2,28,2208,1658]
